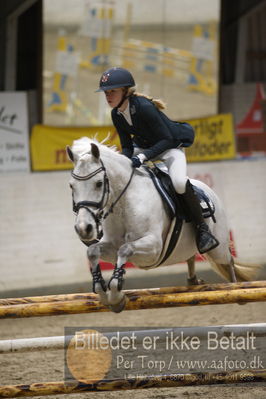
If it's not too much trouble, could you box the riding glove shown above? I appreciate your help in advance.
[131,156,142,168]
[131,154,146,168]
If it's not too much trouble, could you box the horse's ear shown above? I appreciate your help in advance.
[66,145,75,162]
[91,143,100,160]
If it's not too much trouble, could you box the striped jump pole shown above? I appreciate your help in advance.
[1,280,266,306]
[1,323,266,353]
[0,281,266,319]
[0,371,266,398]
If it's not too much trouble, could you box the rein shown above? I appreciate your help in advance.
[102,167,134,220]
[71,158,135,239]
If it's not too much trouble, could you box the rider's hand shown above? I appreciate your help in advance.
[131,154,146,168]
[131,156,142,168]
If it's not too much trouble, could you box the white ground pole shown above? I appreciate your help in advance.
[0,324,265,353]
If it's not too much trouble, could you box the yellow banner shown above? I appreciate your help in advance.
[186,113,236,162]
[31,113,236,170]
[31,125,120,171]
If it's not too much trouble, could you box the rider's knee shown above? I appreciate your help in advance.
[172,176,188,194]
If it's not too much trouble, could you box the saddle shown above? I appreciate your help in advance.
[143,162,216,268]
[146,162,215,222]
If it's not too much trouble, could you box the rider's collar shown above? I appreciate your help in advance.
[118,101,129,114]
[117,102,132,125]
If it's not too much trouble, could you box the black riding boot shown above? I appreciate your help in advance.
[181,180,219,254]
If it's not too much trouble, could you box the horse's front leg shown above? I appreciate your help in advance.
[87,241,116,306]
[107,234,161,312]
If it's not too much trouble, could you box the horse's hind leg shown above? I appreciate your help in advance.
[228,256,237,282]
[205,249,237,283]
[187,255,205,285]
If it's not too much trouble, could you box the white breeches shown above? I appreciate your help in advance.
[134,147,188,194]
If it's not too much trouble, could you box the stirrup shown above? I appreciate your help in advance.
[196,223,219,254]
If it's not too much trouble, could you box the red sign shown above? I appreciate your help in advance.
[236,83,265,135]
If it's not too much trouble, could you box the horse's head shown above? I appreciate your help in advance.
[67,141,109,243]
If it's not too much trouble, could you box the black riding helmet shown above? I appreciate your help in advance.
[96,67,135,92]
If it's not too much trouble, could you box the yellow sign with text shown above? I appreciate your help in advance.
[186,113,236,162]
[31,113,235,170]
[31,125,120,171]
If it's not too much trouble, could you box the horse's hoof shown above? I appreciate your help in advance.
[108,296,126,313]
[95,287,109,306]
[98,293,109,306]
[197,278,205,285]
[187,276,205,286]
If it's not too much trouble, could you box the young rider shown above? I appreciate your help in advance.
[96,66,219,254]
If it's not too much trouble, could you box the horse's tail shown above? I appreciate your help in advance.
[205,255,262,282]
[233,259,263,281]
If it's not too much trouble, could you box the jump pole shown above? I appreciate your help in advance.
[1,280,265,306]
[0,286,266,319]
[1,323,266,353]
[0,371,266,398]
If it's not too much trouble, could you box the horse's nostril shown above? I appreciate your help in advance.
[75,223,93,237]
[86,224,93,234]
[75,224,92,237]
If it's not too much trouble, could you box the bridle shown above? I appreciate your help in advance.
[71,158,134,240]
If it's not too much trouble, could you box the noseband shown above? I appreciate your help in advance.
[71,158,134,241]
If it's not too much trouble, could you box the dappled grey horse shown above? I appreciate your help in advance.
[67,137,259,312]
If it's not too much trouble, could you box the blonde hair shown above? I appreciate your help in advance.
[127,87,166,110]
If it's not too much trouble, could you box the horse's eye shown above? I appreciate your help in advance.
[69,183,73,189]
[96,180,103,188]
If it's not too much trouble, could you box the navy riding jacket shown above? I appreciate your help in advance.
[111,95,194,160]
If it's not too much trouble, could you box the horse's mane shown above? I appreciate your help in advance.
[71,136,121,160]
